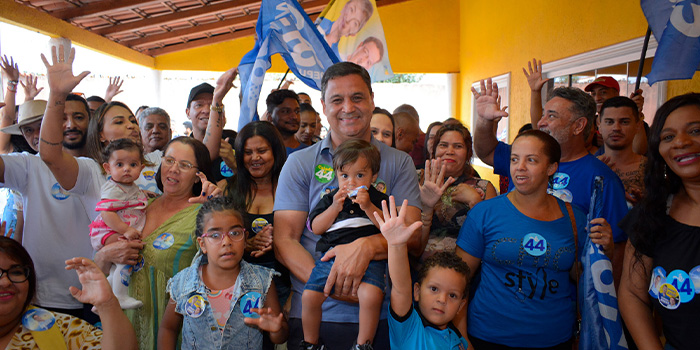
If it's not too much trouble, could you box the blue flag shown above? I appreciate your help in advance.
[641,0,700,85]
[579,176,628,349]
[237,0,340,130]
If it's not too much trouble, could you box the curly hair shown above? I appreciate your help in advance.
[194,197,243,238]
[417,251,470,297]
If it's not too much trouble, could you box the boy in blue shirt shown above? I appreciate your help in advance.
[374,196,470,350]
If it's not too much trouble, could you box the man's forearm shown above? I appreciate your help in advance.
[275,236,316,283]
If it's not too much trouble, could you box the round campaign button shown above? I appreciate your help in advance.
[667,269,695,303]
[142,170,156,181]
[522,233,547,257]
[220,161,234,178]
[251,218,268,234]
[22,308,56,331]
[551,173,570,190]
[314,164,334,184]
[50,183,70,201]
[240,292,262,318]
[658,283,680,310]
[649,266,667,299]
[690,265,700,294]
[153,232,175,250]
[132,255,145,273]
[185,295,206,318]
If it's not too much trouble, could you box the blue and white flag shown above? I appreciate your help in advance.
[641,0,700,85]
[238,0,340,130]
[579,176,628,350]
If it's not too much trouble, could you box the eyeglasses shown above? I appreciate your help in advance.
[0,266,30,283]
[162,156,198,171]
[201,229,246,243]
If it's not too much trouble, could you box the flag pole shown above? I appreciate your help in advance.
[635,26,652,91]
[277,68,291,89]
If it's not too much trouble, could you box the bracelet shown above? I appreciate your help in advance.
[7,80,18,86]
[6,86,16,93]
[210,103,224,113]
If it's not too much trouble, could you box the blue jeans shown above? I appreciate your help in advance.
[305,258,386,293]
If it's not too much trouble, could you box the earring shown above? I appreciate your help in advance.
[664,164,668,179]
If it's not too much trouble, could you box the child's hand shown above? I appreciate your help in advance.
[123,227,141,241]
[374,196,422,247]
[65,257,116,308]
[352,187,372,211]
[331,187,348,211]
[243,307,284,333]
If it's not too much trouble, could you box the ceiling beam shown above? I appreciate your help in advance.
[52,0,165,21]
[145,28,255,56]
[121,0,328,48]
[92,0,264,37]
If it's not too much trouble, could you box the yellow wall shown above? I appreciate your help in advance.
[155,0,460,73]
[458,1,700,184]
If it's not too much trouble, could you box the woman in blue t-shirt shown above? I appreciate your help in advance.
[456,130,613,349]
[619,93,700,350]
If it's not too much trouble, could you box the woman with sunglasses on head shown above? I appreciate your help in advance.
[0,236,137,349]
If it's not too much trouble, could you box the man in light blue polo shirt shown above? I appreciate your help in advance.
[273,62,421,350]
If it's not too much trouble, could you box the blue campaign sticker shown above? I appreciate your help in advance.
[142,170,156,181]
[320,186,337,199]
[220,161,234,178]
[240,292,262,318]
[132,255,145,273]
[690,265,700,294]
[185,295,206,318]
[50,183,70,201]
[120,265,133,287]
[22,308,56,331]
[373,179,387,194]
[251,218,268,234]
[649,266,667,299]
[658,283,680,310]
[153,232,175,250]
[667,269,695,303]
[522,233,547,257]
[551,173,570,190]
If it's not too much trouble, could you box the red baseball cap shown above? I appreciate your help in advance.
[584,76,620,92]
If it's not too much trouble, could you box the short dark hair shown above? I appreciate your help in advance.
[513,129,561,165]
[321,62,372,100]
[67,94,90,117]
[333,139,380,175]
[195,197,243,238]
[101,138,145,164]
[547,87,597,139]
[298,92,310,99]
[86,95,105,104]
[300,103,317,115]
[0,237,36,310]
[361,37,385,60]
[417,251,469,297]
[155,137,213,196]
[600,96,640,121]
[266,89,299,115]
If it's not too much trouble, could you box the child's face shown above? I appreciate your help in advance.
[103,149,145,184]
[336,155,378,192]
[197,211,246,271]
[413,267,467,329]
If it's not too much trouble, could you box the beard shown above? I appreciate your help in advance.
[62,132,87,150]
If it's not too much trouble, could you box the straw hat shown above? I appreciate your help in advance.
[1,100,47,135]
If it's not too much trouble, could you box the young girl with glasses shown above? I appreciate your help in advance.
[89,138,149,310]
[158,197,288,349]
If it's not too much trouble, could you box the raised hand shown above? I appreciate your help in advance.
[188,171,223,203]
[522,58,549,92]
[243,307,284,333]
[630,89,645,112]
[0,56,19,82]
[20,74,44,101]
[420,158,456,208]
[471,78,509,121]
[40,45,90,97]
[220,138,235,170]
[0,221,13,239]
[214,67,238,102]
[65,257,116,307]
[374,196,422,247]
[105,76,124,102]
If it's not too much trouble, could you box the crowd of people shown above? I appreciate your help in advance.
[0,44,696,350]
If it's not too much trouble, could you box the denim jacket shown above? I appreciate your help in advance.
[167,254,276,350]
